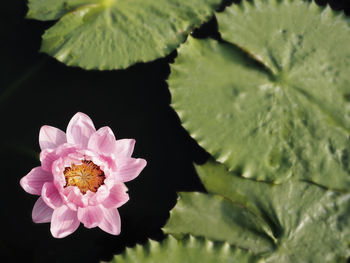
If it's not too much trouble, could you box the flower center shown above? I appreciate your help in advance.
[64,160,105,194]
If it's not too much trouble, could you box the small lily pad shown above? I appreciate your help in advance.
[27,0,221,70]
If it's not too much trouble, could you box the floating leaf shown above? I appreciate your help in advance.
[169,0,350,190]
[163,192,275,254]
[164,161,350,262]
[107,235,259,263]
[27,0,221,70]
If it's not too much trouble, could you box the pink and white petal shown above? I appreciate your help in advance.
[65,202,78,212]
[88,127,117,156]
[66,112,96,148]
[41,144,79,172]
[20,167,52,195]
[77,206,104,228]
[40,149,57,172]
[62,186,88,208]
[52,160,67,189]
[102,183,129,209]
[103,173,116,189]
[98,206,121,235]
[114,158,147,182]
[41,182,63,209]
[114,139,135,158]
[39,125,66,150]
[50,205,80,238]
[32,197,54,223]
[100,155,118,173]
[87,185,109,206]
[59,188,77,211]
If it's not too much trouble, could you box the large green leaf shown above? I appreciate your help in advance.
[107,235,259,263]
[168,0,350,190]
[27,0,94,20]
[164,161,350,262]
[26,0,221,70]
[163,192,275,254]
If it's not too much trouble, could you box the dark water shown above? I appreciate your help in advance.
[0,1,349,263]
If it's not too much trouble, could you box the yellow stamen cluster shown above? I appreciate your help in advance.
[64,160,105,194]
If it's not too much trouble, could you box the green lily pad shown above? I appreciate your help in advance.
[168,0,350,190]
[163,192,275,254]
[26,0,221,70]
[106,235,260,263]
[164,161,350,262]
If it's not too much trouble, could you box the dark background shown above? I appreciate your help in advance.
[0,1,349,262]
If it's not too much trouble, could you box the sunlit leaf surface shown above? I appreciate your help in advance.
[108,235,259,263]
[164,161,350,262]
[27,0,221,70]
[169,0,350,190]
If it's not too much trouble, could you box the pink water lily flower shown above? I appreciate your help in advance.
[20,112,147,238]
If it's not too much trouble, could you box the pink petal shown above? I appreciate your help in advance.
[41,182,63,209]
[39,125,66,150]
[77,205,103,228]
[100,155,118,172]
[50,205,80,238]
[87,185,109,206]
[114,139,135,158]
[40,144,77,172]
[32,197,54,223]
[20,167,52,195]
[99,207,121,235]
[88,127,116,156]
[115,158,147,182]
[102,183,129,209]
[66,112,96,148]
[62,186,88,208]
[40,149,56,172]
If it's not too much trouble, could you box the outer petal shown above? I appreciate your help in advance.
[41,182,63,209]
[50,205,80,238]
[32,197,54,223]
[66,112,96,148]
[88,127,116,156]
[77,206,104,228]
[39,125,66,150]
[40,149,56,172]
[114,139,135,158]
[20,167,52,195]
[98,206,121,235]
[102,183,129,209]
[115,158,147,182]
